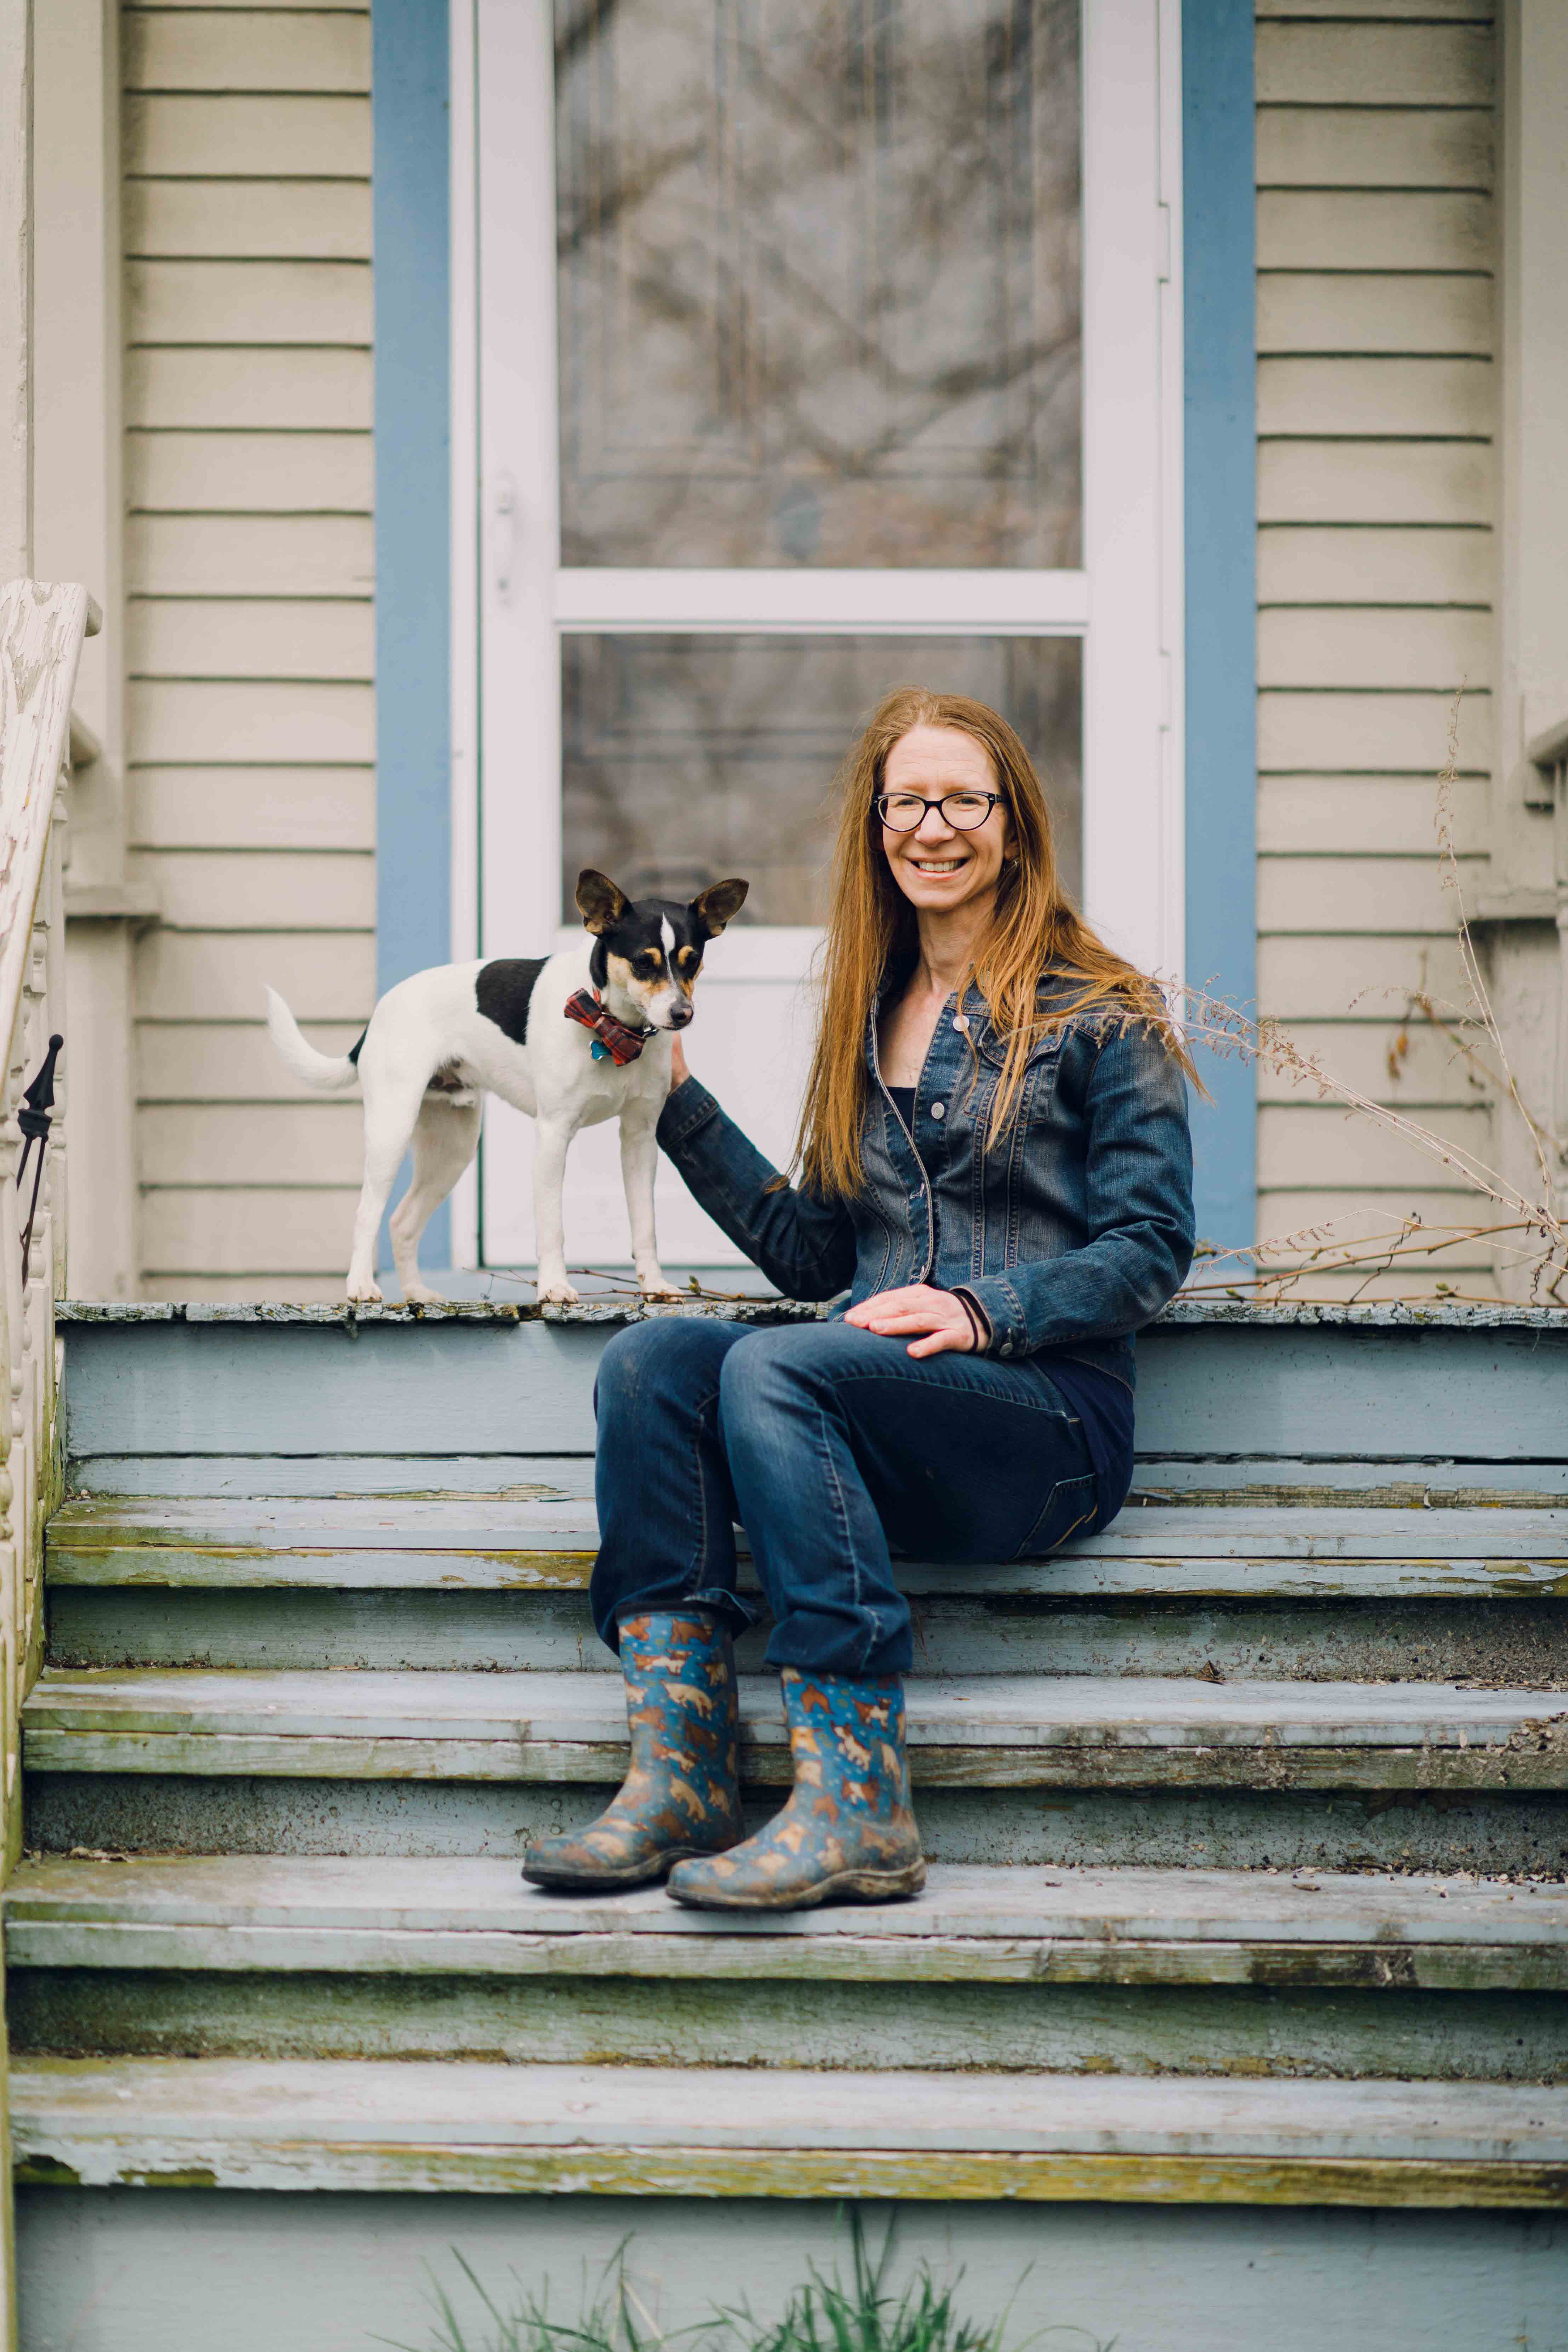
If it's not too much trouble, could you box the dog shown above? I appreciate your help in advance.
[265,869,748,1307]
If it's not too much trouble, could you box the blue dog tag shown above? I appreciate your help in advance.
[591,1038,611,1061]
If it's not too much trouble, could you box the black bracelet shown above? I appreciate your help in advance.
[956,1291,986,1353]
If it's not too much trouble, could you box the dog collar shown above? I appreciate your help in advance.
[563,987,652,1065]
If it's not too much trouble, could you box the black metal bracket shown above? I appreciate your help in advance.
[16,1034,63,1289]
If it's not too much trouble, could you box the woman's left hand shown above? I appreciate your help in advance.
[844,1283,978,1359]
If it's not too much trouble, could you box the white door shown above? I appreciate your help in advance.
[456,0,1181,1276]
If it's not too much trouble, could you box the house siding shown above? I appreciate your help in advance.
[1254,0,1498,1297]
[124,3,373,1301]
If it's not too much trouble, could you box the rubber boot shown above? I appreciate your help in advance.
[666,1666,925,1912]
[521,1611,743,1889]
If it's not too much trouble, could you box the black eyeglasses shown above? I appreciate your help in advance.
[874,790,1005,833]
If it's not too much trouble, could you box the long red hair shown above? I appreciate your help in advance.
[793,687,1194,1198]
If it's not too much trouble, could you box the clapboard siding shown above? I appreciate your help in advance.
[129,516,375,596]
[1257,357,1492,438]
[139,1188,361,1278]
[127,432,373,514]
[142,852,375,932]
[123,8,369,92]
[1253,8,1499,1295]
[133,769,375,852]
[1258,272,1493,353]
[129,600,373,681]
[1258,689,1489,772]
[126,261,372,345]
[138,1103,366,1188]
[137,932,375,1025]
[127,349,372,431]
[1258,776,1487,856]
[1257,527,1490,606]
[128,681,374,764]
[1255,24,1493,107]
[125,180,373,261]
[139,1025,368,1103]
[1257,855,1484,935]
[124,96,370,178]
[124,6,375,1291]
[1256,107,1493,189]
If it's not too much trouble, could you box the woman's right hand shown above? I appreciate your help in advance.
[669,1037,691,1092]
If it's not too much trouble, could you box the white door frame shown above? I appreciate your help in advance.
[449,0,1184,1272]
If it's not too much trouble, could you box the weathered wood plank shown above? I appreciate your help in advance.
[22,1671,1568,1791]
[1257,932,1473,1016]
[1252,1016,1486,1099]
[127,348,372,432]
[10,1856,1560,1972]
[123,179,372,262]
[128,600,373,683]
[124,95,371,178]
[1258,273,1493,357]
[126,680,374,764]
[57,1314,1568,1461]
[1257,103,1493,189]
[126,259,372,347]
[127,514,375,597]
[11,2060,1567,2203]
[1255,23,1495,109]
[132,768,374,852]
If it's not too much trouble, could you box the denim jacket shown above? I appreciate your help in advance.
[656,973,1195,1386]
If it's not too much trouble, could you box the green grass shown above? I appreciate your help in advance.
[387,2214,1111,2352]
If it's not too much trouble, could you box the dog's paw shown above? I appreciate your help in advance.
[345,1276,383,1305]
[638,1271,683,1301]
[538,1277,581,1307]
[401,1283,447,1309]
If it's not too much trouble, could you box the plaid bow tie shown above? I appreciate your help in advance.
[562,988,651,1065]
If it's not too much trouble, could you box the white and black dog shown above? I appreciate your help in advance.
[265,870,748,1307]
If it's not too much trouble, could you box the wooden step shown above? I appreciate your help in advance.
[12,2055,1568,2204]
[10,1856,1567,1990]
[46,1498,1568,1599]
[23,1668,1568,1790]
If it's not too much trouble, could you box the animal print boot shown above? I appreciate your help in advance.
[666,1666,925,1912]
[521,1611,743,1889]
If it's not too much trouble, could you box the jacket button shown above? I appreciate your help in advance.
[931,1100,945,1120]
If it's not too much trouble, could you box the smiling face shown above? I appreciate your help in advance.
[575,871,748,1032]
[879,725,1011,917]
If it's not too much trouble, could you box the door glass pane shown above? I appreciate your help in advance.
[555,0,1081,569]
[561,634,1081,924]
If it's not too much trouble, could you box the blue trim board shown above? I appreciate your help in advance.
[372,0,452,1266]
[1182,0,1258,1254]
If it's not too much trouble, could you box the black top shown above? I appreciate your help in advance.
[878,1077,1132,1523]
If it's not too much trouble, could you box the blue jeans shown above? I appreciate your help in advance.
[590,1317,1101,1679]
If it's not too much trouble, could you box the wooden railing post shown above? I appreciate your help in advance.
[0,577,96,2350]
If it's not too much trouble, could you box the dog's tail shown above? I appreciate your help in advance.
[264,985,364,1092]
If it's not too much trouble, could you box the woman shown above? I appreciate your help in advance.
[523,688,1195,1912]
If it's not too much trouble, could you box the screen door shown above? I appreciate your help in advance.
[463,0,1179,1271]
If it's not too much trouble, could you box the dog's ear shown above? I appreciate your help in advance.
[691,878,749,937]
[576,870,631,934]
